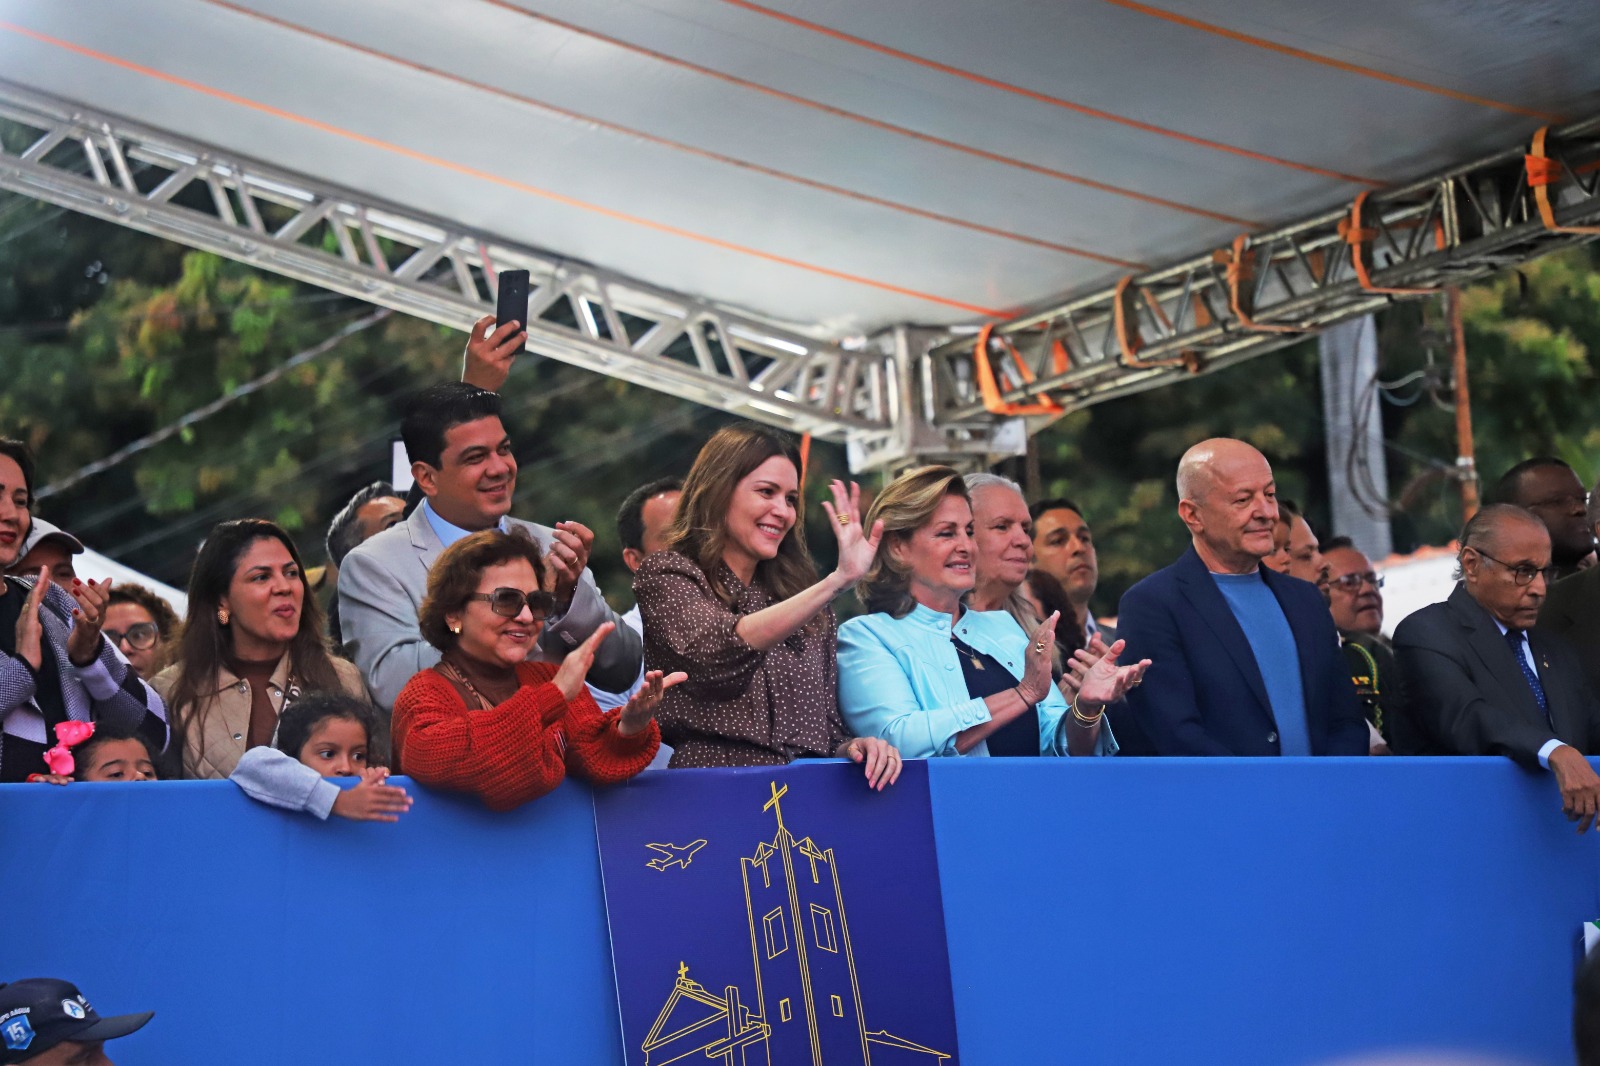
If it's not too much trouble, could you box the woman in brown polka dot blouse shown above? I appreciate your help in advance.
[633,423,901,785]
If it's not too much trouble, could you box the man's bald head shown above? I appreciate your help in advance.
[1176,438,1280,574]
[1177,438,1270,504]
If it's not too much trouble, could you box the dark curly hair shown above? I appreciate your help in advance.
[417,527,547,651]
[274,692,386,768]
[106,582,182,674]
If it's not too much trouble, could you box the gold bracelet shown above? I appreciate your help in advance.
[1070,697,1104,727]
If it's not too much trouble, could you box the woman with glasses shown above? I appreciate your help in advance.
[394,528,671,810]
[103,584,181,681]
[153,519,367,779]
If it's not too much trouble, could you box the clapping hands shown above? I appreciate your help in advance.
[1066,636,1151,710]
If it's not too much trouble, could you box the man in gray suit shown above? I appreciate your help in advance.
[338,383,642,708]
[1394,504,1600,831]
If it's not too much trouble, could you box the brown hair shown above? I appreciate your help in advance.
[166,519,344,770]
[107,582,182,676]
[418,527,547,651]
[857,466,970,618]
[666,422,820,612]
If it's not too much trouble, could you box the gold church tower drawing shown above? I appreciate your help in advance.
[640,782,952,1065]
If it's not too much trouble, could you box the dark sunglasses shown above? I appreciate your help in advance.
[469,587,556,620]
[104,622,160,650]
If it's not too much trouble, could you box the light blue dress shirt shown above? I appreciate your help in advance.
[422,500,568,627]
[421,499,508,548]
[837,602,1117,758]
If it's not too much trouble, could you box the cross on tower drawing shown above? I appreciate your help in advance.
[641,780,950,1065]
[764,781,788,834]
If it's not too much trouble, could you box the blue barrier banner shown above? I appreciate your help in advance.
[5,759,1600,1064]
[593,760,959,1065]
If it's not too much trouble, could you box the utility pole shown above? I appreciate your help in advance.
[1447,288,1480,524]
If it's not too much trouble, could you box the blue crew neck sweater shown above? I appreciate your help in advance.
[1210,571,1311,756]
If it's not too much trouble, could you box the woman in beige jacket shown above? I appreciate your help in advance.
[153,519,367,779]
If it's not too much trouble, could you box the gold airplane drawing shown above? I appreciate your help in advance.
[646,839,708,872]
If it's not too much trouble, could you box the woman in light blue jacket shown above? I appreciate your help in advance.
[837,467,1145,759]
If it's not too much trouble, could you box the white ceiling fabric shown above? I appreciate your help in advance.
[0,0,1595,338]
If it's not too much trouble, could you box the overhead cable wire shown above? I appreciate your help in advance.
[100,365,621,571]
[35,307,392,501]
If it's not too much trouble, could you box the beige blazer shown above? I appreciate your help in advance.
[152,655,367,779]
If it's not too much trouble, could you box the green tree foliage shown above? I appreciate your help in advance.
[1385,246,1600,545]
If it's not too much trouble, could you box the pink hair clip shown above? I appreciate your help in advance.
[42,720,95,776]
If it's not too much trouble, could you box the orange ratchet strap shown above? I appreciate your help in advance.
[971,323,1065,416]
[1527,126,1600,235]
[1338,192,1437,295]
[1219,235,1303,332]
[1112,276,1201,371]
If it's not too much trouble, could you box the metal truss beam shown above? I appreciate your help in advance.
[925,113,1600,429]
[0,81,896,444]
[8,81,1593,474]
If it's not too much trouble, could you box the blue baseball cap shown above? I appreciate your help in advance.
[0,979,151,1063]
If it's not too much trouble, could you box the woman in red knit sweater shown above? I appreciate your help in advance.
[393,528,679,810]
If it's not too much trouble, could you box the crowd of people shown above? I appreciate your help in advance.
[4,316,1600,834]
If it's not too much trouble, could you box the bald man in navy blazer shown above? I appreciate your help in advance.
[1114,439,1367,757]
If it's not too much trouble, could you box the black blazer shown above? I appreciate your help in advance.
[1537,564,1600,703]
[1114,546,1368,756]
[1393,584,1600,767]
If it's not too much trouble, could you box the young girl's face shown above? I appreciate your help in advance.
[79,739,157,782]
[297,718,370,777]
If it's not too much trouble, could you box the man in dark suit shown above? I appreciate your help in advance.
[1115,438,1367,757]
[1493,457,1595,580]
[1394,504,1600,832]
[1538,474,1600,699]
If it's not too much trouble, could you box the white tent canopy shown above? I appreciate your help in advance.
[77,545,189,618]
[0,0,1596,340]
